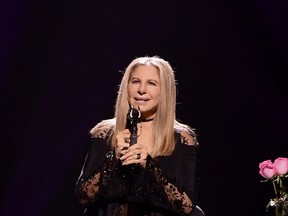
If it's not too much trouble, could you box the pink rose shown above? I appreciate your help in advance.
[274,157,288,175]
[259,160,276,179]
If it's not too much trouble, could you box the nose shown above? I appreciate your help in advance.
[138,83,146,94]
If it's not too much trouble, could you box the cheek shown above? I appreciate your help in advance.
[152,91,161,104]
[153,89,161,99]
[127,85,134,96]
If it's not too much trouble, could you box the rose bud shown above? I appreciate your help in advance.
[259,160,276,179]
[274,157,288,175]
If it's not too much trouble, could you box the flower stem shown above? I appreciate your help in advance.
[272,179,278,198]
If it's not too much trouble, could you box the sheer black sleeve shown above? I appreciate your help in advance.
[145,132,199,215]
[75,136,147,206]
[74,137,118,206]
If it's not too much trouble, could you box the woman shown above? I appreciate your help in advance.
[75,56,199,216]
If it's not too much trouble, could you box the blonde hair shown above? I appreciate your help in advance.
[91,56,192,157]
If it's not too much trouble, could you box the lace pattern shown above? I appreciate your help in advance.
[75,128,198,215]
[146,156,194,215]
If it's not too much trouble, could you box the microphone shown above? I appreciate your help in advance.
[126,105,141,145]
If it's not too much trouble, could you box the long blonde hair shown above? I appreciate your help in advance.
[91,56,190,157]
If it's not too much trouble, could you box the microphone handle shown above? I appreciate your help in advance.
[130,133,137,145]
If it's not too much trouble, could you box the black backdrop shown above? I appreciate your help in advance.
[1,0,287,215]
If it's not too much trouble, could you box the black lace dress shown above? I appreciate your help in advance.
[75,130,199,216]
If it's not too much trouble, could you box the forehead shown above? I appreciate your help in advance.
[130,65,159,79]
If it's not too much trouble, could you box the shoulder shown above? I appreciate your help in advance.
[174,121,198,146]
[89,118,115,139]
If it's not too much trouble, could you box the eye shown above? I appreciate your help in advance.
[130,79,140,84]
[148,81,157,86]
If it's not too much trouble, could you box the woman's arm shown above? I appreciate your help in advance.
[146,131,199,215]
[76,131,143,206]
[75,137,115,205]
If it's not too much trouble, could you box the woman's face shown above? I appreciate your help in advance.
[128,65,160,119]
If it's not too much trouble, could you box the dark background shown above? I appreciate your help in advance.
[1,0,287,215]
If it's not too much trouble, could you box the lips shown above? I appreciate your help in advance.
[135,97,149,101]
[134,97,149,104]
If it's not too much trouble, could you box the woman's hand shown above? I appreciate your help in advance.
[115,129,131,160]
[120,143,148,168]
[115,126,148,168]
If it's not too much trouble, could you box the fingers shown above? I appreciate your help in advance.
[115,129,130,159]
[123,137,130,143]
[120,144,148,167]
[115,127,147,167]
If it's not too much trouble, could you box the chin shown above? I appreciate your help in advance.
[140,108,157,116]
